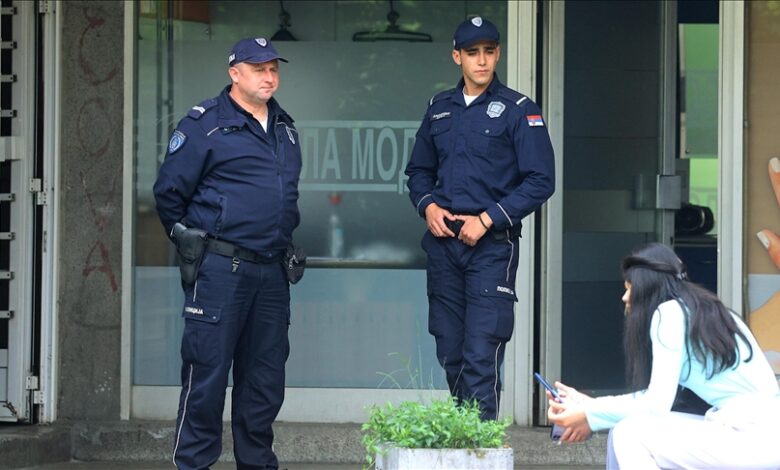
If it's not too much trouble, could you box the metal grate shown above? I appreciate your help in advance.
[0,0,14,386]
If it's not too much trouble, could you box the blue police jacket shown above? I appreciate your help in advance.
[153,86,302,254]
[405,75,555,234]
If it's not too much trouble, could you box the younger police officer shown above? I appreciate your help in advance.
[153,38,301,470]
[405,17,555,420]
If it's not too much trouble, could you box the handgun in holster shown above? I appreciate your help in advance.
[283,244,306,284]
[172,222,208,286]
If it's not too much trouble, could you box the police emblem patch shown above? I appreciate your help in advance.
[486,101,506,118]
[472,17,483,27]
[168,130,187,154]
[255,38,267,47]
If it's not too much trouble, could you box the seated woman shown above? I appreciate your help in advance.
[547,243,780,469]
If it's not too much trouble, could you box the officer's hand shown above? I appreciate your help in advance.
[455,213,491,247]
[425,203,456,237]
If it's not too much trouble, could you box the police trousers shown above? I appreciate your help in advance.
[421,230,519,420]
[172,251,290,470]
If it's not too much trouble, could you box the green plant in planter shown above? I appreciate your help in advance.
[361,396,511,468]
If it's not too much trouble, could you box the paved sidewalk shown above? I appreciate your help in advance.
[3,420,606,469]
[19,462,602,470]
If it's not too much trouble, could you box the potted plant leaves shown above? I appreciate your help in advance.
[361,396,512,469]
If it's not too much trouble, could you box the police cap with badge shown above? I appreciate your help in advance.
[228,37,288,66]
[167,37,289,156]
[453,16,500,50]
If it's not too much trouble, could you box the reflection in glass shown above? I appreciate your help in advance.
[133,1,507,388]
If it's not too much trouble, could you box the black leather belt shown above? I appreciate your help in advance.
[444,216,522,241]
[444,218,464,236]
[206,238,283,264]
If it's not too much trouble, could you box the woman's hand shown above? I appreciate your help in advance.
[546,381,594,443]
[553,381,592,404]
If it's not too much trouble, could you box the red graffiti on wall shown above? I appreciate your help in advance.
[78,7,119,86]
[82,241,118,292]
[74,6,122,294]
[76,98,112,158]
[80,170,119,293]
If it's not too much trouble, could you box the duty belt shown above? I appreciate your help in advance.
[444,217,522,241]
[444,218,465,237]
[206,238,283,264]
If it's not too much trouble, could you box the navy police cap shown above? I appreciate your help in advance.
[228,37,288,66]
[453,16,500,50]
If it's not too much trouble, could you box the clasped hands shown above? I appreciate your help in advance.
[545,381,594,443]
[425,203,492,246]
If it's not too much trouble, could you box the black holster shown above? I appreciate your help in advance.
[283,244,306,284]
[172,223,208,286]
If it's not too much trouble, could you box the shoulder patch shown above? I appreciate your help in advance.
[168,130,187,154]
[526,115,545,127]
[187,98,218,119]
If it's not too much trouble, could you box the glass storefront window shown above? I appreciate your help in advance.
[133,1,507,389]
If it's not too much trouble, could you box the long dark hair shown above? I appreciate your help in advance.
[621,243,753,390]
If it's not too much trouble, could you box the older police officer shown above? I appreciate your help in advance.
[153,38,301,469]
[406,17,555,420]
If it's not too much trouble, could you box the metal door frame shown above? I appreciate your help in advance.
[538,0,564,425]
[539,0,745,424]
[506,0,541,427]
[38,0,62,424]
[122,1,541,424]
[0,0,59,424]
[1,0,37,423]
[718,1,744,314]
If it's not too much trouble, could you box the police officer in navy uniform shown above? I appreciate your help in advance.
[405,17,555,420]
[153,37,301,469]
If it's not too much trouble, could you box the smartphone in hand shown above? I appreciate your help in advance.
[534,372,565,442]
[534,372,562,402]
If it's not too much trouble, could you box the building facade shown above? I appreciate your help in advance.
[0,0,777,428]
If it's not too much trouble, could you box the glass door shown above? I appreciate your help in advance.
[130,0,515,422]
[541,0,680,399]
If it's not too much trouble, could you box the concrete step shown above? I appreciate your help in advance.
[1,421,608,469]
[0,424,71,469]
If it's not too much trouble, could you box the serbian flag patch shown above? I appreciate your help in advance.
[527,115,545,127]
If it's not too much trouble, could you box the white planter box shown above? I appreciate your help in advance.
[375,447,513,470]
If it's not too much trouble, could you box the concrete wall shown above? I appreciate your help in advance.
[57,0,124,420]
